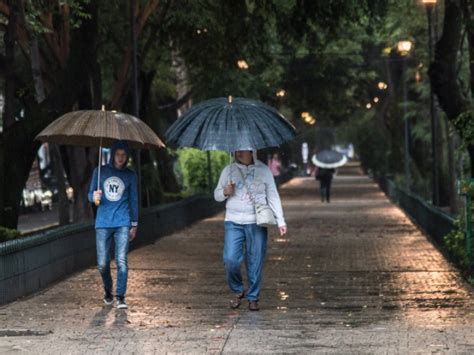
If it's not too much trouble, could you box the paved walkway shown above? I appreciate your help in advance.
[1,164,473,354]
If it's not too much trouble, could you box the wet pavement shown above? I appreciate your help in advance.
[1,164,473,354]
[18,204,75,234]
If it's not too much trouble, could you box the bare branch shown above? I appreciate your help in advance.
[156,90,193,110]
[39,12,64,67]
[59,3,70,64]
[110,0,161,108]
[141,0,173,63]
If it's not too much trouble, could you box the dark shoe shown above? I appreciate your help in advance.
[248,300,259,311]
[116,296,128,309]
[103,291,114,305]
[229,292,245,309]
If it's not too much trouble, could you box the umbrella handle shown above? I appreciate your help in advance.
[95,136,103,206]
[97,106,106,192]
[97,142,102,190]
[228,151,233,184]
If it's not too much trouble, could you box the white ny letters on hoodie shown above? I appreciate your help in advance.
[214,156,286,227]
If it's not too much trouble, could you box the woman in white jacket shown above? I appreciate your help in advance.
[214,150,287,311]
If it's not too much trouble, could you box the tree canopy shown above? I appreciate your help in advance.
[0,0,472,228]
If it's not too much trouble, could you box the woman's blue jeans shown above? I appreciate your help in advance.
[96,227,130,297]
[223,221,268,301]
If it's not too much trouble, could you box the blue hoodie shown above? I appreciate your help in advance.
[88,140,138,229]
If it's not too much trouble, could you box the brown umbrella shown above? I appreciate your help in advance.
[35,107,165,200]
[36,108,165,149]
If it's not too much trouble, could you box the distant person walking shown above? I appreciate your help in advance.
[268,153,283,191]
[215,150,287,311]
[267,152,282,177]
[88,140,138,310]
[316,167,335,203]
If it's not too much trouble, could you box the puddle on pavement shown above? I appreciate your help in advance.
[0,329,53,337]
[268,256,285,261]
[148,276,188,286]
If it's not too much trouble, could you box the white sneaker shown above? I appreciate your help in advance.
[103,292,114,305]
[116,297,128,309]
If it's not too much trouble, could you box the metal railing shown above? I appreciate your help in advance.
[458,179,474,267]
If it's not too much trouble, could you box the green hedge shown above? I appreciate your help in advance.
[177,148,229,194]
[444,215,471,271]
[0,226,21,243]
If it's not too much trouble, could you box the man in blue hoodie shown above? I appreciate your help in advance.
[88,140,138,309]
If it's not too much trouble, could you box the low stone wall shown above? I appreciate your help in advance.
[0,195,223,306]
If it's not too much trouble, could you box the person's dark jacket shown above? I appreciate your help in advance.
[316,168,335,182]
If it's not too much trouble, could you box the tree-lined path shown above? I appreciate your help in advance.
[1,164,472,353]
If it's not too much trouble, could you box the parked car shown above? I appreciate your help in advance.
[40,190,53,211]
[21,189,37,210]
[20,188,53,212]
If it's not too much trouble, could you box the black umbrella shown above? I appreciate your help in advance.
[165,96,296,151]
[312,149,347,168]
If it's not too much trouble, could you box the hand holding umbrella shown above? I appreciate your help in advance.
[93,189,102,206]
[223,182,236,197]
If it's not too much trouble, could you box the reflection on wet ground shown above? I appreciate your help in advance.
[0,164,473,353]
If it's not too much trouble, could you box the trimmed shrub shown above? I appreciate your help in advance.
[443,215,471,270]
[178,148,229,194]
[0,226,21,243]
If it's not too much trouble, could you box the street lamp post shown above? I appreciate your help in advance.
[130,0,142,207]
[398,40,413,191]
[423,0,440,205]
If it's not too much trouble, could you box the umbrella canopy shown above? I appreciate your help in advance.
[312,149,348,169]
[36,109,165,149]
[165,97,296,151]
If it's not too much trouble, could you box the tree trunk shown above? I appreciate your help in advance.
[0,2,99,228]
[385,53,405,176]
[156,149,180,193]
[430,0,469,118]
[29,36,46,103]
[469,145,474,178]
[3,0,18,130]
[60,1,99,222]
[448,132,460,214]
[171,47,193,116]
[1,122,41,229]
[461,0,474,98]
[0,1,24,229]
[464,1,474,178]
[64,146,95,222]
[0,137,5,227]
[430,0,474,179]
[438,115,451,206]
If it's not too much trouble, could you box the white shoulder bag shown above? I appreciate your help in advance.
[237,168,277,227]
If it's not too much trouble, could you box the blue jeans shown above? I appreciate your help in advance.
[96,227,130,297]
[223,221,268,301]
